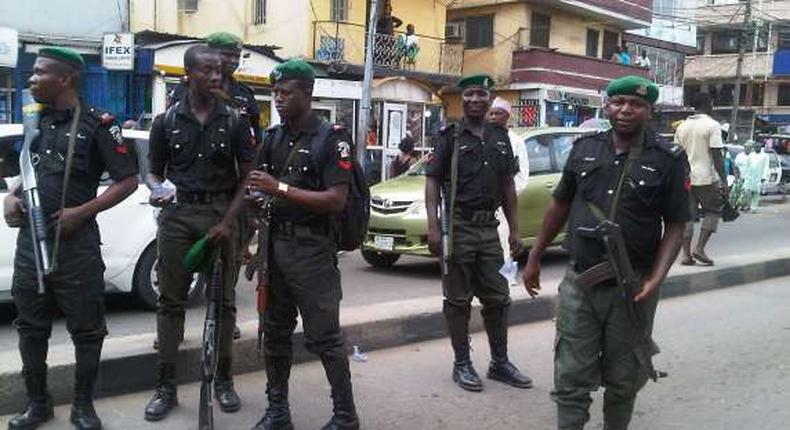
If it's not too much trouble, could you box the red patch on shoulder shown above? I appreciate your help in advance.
[338,160,353,171]
[100,112,115,125]
[115,144,128,154]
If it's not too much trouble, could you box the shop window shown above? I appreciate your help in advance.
[465,15,494,49]
[777,84,790,106]
[530,12,551,48]
[586,29,599,58]
[602,30,619,60]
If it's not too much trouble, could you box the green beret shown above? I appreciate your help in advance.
[270,58,315,84]
[206,32,243,50]
[182,236,216,273]
[38,46,85,70]
[457,74,495,90]
[606,75,659,104]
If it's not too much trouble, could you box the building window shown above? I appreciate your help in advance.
[711,83,735,107]
[465,15,494,49]
[331,0,348,22]
[586,29,599,57]
[178,0,198,12]
[253,0,266,25]
[696,30,706,54]
[779,31,790,50]
[711,28,768,54]
[684,84,701,107]
[530,12,551,48]
[740,83,764,107]
[778,84,790,106]
[317,36,345,61]
[602,30,619,60]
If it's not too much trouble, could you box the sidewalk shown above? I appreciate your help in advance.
[3,275,788,429]
[0,242,787,415]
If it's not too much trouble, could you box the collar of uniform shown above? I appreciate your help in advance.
[41,102,86,124]
[605,129,659,153]
[284,113,321,139]
[458,119,492,138]
[176,93,229,123]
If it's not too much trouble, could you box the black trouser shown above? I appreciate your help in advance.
[12,233,107,401]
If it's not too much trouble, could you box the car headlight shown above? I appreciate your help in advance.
[405,200,427,218]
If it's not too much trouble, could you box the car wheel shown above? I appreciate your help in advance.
[133,243,206,310]
[361,249,401,268]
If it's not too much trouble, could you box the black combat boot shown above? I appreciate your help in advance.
[319,353,359,430]
[215,359,241,413]
[251,356,293,430]
[144,363,178,421]
[70,342,103,429]
[444,301,483,392]
[482,304,533,389]
[9,337,54,430]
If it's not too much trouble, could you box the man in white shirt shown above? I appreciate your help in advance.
[674,92,727,266]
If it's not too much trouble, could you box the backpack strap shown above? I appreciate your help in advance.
[309,122,338,187]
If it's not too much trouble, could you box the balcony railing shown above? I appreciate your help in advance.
[313,21,463,76]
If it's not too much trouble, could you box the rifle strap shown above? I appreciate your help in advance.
[586,135,643,223]
[447,126,461,258]
[50,103,82,273]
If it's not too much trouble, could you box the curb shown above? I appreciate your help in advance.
[1,256,789,414]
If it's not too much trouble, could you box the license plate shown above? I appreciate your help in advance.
[374,235,394,251]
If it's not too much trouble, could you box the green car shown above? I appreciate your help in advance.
[361,127,598,268]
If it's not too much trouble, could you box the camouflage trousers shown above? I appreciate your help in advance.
[553,268,659,430]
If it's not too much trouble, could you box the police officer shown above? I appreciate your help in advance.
[3,47,139,429]
[169,32,261,145]
[523,76,690,430]
[143,44,255,421]
[246,59,359,430]
[425,74,533,392]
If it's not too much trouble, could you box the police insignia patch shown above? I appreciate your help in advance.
[109,125,123,145]
[636,85,647,96]
[337,141,351,159]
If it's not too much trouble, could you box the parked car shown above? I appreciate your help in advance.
[360,127,597,268]
[0,124,203,309]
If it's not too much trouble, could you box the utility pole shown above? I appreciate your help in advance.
[357,0,380,171]
[730,0,752,143]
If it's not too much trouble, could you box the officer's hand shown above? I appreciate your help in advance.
[427,228,441,257]
[51,206,91,238]
[522,253,541,298]
[508,233,525,259]
[207,220,231,245]
[634,278,660,302]
[247,170,279,196]
[3,193,25,228]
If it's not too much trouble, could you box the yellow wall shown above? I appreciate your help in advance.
[449,2,622,85]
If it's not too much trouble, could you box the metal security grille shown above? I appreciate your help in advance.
[253,0,267,25]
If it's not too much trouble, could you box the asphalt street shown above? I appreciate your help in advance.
[3,274,787,429]
[0,196,787,352]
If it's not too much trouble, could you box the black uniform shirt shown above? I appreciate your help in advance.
[425,121,518,211]
[169,79,261,145]
[553,130,691,272]
[148,97,255,193]
[256,114,353,224]
[33,104,138,222]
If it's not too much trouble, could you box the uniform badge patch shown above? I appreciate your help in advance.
[636,85,647,96]
[337,141,351,159]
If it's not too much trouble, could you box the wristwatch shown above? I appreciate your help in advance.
[277,181,289,197]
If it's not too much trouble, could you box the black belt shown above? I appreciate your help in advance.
[272,220,330,237]
[176,190,234,204]
[455,206,496,223]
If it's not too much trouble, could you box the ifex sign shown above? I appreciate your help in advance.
[102,33,134,71]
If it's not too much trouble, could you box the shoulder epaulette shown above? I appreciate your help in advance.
[658,141,685,158]
[439,123,456,135]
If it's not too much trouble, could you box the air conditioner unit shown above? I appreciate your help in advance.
[446,22,463,40]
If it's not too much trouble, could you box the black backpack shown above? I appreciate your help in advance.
[271,122,370,251]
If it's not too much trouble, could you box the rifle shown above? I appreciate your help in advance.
[438,185,451,276]
[199,254,223,430]
[244,192,272,353]
[19,89,50,294]
[577,221,665,382]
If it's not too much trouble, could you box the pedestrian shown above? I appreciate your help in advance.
[635,50,651,68]
[375,2,403,67]
[745,143,770,212]
[3,46,139,430]
[611,46,623,64]
[246,58,360,430]
[401,23,420,69]
[620,45,632,65]
[143,44,255,422]
[425,74,533,393]
[523,75,690,430]
[674,92,727,266]
[390,132,419,177]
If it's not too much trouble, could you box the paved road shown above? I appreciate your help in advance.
[3,275,787,429]
[0,196,787,352]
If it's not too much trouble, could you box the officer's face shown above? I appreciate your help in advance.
[187,53,222,96]
[605,95,651,135]
[218,48,241,78]
[28,57,73,104]
[487,108,509,128]
[273,79,312,121]
[462,87,491,120]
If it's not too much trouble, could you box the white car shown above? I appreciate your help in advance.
[0,125,203,309]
